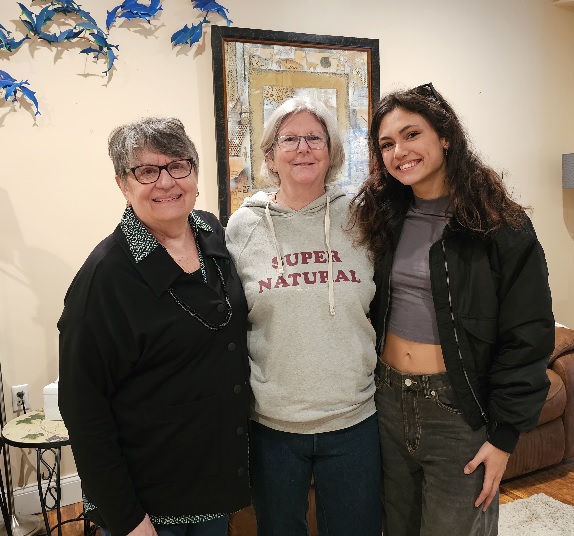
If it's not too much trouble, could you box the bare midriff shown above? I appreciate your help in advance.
[381,331,447,374]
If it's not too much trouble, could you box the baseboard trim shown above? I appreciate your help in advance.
[13,473,83,515]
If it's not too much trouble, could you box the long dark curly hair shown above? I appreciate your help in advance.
[349,84,527,259]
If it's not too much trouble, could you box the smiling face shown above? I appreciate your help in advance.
[378,107,449,199]
[268,111,330,195]
[117,147,198,234]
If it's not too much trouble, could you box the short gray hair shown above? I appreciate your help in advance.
[260,96,345,186]
[108,117,199,186]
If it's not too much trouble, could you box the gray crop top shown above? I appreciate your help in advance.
[387,195,452,344]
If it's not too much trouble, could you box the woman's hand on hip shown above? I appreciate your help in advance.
[128,514,158,536]
[464,441,510,511]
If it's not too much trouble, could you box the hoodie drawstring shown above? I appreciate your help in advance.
[265,201,285,276]
[264,194,335,315]
[324,195,335,316]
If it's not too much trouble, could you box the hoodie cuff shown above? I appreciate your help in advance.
[488,422,520,453]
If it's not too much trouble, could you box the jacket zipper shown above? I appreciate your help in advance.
[441,240,489,424]
[376,270,392,356]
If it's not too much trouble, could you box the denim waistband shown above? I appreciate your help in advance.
[376,360,452,392]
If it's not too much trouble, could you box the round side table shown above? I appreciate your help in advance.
[2,412,70,536]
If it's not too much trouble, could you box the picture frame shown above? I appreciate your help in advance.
[211,26,380,225]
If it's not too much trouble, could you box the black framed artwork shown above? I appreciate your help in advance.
[211,25,380,225]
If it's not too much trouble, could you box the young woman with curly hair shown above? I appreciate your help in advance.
[350,83,554,536]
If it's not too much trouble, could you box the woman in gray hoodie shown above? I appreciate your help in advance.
[225,96,382,536]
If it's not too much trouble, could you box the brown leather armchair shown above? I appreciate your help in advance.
[503,325,574,480]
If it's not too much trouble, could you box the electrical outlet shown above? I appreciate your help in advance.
[11,384,30,412]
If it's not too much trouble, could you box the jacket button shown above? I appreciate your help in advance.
[236,426,244,436]
[234,384,242,394]
[217,303,225,313]
[228,342,236,351]
[237,467,246,477]
[404,378,413,387]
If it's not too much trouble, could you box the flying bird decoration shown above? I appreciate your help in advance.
[50,0,82,9]
[191,0,231,26]
[171,0,231,47]
[0,22,29,51]
[0,70,40,115]
[80,31,119,73]
[171,18,208,47]
[2,0,233,116]
[17,1,83,43]
[52,0,100,31]
[18,1,120,73]
[106,0,163,30]
[17,3,59,42]
[46,0,118,72]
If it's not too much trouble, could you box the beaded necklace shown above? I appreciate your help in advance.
[167,257,233,330]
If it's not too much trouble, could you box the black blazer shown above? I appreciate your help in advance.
[59,210,250,536]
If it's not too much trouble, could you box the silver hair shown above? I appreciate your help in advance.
[108,117,199,186]
[260,96,345,187]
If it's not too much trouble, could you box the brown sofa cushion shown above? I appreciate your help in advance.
[549,326,574,365]
[552,352,574,459]
[538,369,567,425]
[503,417,565,480]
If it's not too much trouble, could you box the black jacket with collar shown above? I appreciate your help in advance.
[370,213,554,453]
[58,210,250,536]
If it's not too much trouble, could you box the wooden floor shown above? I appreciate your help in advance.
[41,502,93,536]
[499,458,574,506]
[41,460,574,535]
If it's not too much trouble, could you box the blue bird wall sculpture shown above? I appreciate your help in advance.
[0,23,29,51]
[171,18,208,47]
[106,0,163,30]
[0,70,40,115]
[192,0,231,26]
[80,32,119,74]
[17,1,119,73]
[2,0,232,116]
[171,0,231,47]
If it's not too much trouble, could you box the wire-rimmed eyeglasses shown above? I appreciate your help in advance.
[127,159,194,184]
[275,134,328,152]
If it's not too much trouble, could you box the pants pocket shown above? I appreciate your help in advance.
[432,386,464,415]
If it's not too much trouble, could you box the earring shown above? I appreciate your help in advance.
[196,191,199,197]
[444,148,448,158]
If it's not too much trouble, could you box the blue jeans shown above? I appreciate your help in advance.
[250,414,382,536]
[99,517,228,536]
[375,362,498,536]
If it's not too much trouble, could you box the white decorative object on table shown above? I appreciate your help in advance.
[43,380,61,421]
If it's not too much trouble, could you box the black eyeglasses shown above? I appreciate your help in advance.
[412,82,443,107]
[127,159,194,184]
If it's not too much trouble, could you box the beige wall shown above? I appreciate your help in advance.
[0,0,573,485]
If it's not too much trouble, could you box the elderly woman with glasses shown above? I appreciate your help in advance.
[350,84,554,536]
[225,96,382,536]
[58,117,250,536]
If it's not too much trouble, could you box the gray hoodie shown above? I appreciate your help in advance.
[225,185,377,434]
